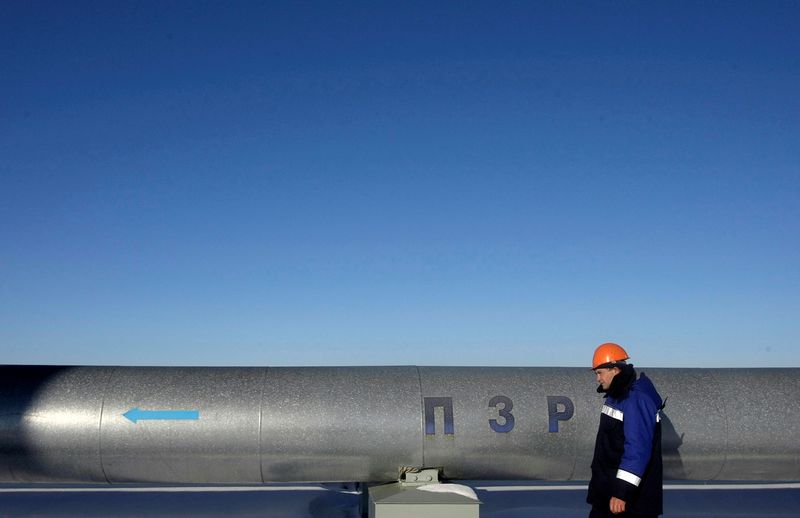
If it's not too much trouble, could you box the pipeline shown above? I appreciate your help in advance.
[1,365,798,483]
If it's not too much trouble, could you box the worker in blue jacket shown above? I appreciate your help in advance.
[587,342,664,517]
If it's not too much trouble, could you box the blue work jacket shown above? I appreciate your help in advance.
[587,365,664,516]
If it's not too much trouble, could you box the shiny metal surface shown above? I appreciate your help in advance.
[101,367,264,483]
[0,366,110,482]
[644,369,727,480]
[710,369,800,480]
[1,365,798,483]
[260,367,422,482]
[419,367,597,480]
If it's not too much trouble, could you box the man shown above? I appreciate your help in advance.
[587,342,664,517]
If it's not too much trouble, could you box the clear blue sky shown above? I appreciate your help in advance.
[2,1,798,367]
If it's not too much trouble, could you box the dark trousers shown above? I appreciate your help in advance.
[589,506,658,518]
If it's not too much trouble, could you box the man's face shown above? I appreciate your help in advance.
[594,366,619,391]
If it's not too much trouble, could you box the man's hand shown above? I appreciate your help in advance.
[610,496,626,514]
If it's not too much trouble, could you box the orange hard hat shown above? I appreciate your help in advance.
[592,342,630,369]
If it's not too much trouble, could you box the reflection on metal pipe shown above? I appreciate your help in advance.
[1,365,798,483]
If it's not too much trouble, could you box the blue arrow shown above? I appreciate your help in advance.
[123,407,200,424]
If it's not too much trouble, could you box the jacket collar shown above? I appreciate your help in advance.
[597,363,636,398]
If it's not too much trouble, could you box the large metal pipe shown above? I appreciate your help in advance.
[1,365,798,483]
